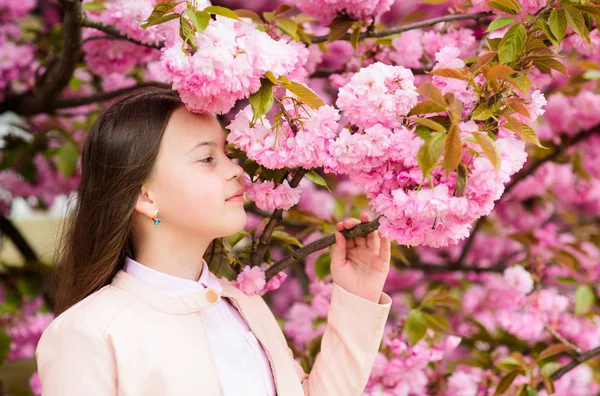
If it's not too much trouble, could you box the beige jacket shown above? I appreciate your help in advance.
[36,269,391,395]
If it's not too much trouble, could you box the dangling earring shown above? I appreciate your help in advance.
[152,209,161,225]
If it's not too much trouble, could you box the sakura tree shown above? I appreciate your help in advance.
[1,0,600,394]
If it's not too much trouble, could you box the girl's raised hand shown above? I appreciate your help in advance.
[330,212,391,303]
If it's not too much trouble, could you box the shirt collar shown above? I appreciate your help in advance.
[123,256,222,297]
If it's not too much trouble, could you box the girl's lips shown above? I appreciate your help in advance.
[225,194,244,202]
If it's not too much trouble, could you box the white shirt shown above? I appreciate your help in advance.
[124,256,276,396]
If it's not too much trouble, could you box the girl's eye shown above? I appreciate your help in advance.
[199,156,214,164]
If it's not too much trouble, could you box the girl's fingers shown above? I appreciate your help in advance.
[367,229,380,252]
[378,232,391,262]
[333,232,347,262]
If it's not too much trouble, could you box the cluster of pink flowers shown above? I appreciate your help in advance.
[545,91,600,137]
[227,101,341,169]
[83,0,184,46]
[0,153,81,214]
[161,16,306,114]
[242,173,302,211]
[336,62,418,129]
[0,40,36,100]
[321,50,533,246]
[4,297,54,362]
[290,0,395,25]
[365,333,462,394]
[82,33,160,75]
[233,264,288,296]
[0,0,37,22]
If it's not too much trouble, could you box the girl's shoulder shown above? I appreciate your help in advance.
[43,284,139,341]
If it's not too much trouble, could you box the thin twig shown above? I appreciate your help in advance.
[536,345,600,391]
[251,168,308,266]
[81,15,164,50]
[311,12,492,44]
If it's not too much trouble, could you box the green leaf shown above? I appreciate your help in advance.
[575,284,595,315]
[16,278,39,298]
[142,1,180,28]
[204,5,242,20]
[83,1,107,11]
[549,9,567,42]
[444,124,462,176]
[179,17,197,49]
[0,328,10,366]
[472,104,494,121]
[408,100,447,116]
[412,117,446,133]
[487,17,515,32]
[305,171,331,192]
[494,369,520,395]
[485,0,521,15]
[248,79,274,123]
[275,17,299,40]
[141,13,180,29]
[271,230,303,248]
[521,123,546,148]
[506,76,531,95]
[350,26,361,50]
[583,69,600,80]
[572,5,600,17]
[541,362,562,378]
[280,80,325,109]
[538,344,572,361]
[496,356,523,371]
[422,312,450,332]
[533,58,569,76]
[417,131,445,178]
[315,252,331,280]
[564,5,590,43]
[185,9,210,33]
[56,141,79,176]
[498,23,526,64]
[234,9,262,22]
[474,132,501,172]
[405,309,428,345]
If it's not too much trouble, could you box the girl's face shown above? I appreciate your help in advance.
[138,107,247,239]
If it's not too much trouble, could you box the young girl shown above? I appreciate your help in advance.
[35,87,392,396]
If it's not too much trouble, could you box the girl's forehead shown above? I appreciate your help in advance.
[164,108,225,150]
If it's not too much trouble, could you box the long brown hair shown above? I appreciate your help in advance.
[51,87,183,315]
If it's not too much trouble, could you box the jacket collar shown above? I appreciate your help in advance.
[110,269,243,315]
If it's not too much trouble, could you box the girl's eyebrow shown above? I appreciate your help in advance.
[187,140,216,154]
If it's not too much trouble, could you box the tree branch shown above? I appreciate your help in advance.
[311,12,492,44]
[265,216,381,279]
[0,215,38,263]
[81,15,164,50]
[51,82,173,109]
[251,168,308,266]
[0,0,83,116]
[536,345,600,391]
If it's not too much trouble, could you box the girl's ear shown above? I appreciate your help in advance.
[134,185,158,219]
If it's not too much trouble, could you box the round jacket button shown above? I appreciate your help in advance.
[206,289,220,303]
